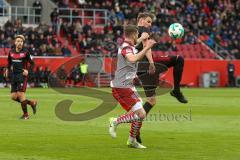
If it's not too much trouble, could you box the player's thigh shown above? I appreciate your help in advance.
[155,55,177,68]
[10,81,18,94]
[112,88,141,112]
[139,71,159,88]
[17,92,26,102]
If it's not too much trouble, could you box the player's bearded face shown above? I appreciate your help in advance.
[15,38,23,50]
[143,17,152,28]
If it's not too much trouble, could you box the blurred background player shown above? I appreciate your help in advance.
[5,35,37,120]
[134,12,188,144]
[227,60,235,87]
[109,24,156,148]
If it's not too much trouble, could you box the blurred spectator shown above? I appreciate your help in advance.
[80,61,88,86]
[78,37,88,52]
[61,43,71,56]
[57,66,67,80]
[0,33,7,48]
[70,65,81,85]
[38,33,48,47]
[185,31,197,44]
[74,20,83,33]
[44,67,51,82]
[2,67,8,87]
[53,43,62,55]
[32,0,43,23]
[0,67,3,87]
[227,60,235,87]
[168,40,178,52]
[35,66,45,87]
[29,44,39,56]
[42,67,51,88]
[83,20,92,33]
[50,8,59,33]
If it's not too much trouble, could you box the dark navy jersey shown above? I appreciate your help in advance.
[8,48,34,74]
[135,26,151,52]
[136,26,151,62]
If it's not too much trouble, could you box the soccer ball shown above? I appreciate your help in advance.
[168,23,184,39]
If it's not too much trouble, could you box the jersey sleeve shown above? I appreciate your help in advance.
[26,52,35,71]
[121,46,134,58]
[7,51,12,71]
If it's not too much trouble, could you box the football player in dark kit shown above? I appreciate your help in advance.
[132,12,188,143]
[5,35,37,120]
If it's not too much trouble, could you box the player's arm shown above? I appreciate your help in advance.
[27,52,35,72]
[136,32,149,47]
[23,52,35,76]
[145,49,155,74]
[125,39,156,63]
[144,33,161,74]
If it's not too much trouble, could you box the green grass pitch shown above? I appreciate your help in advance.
[0,88,239,160]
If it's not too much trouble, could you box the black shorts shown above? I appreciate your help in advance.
[137,59,171,97]
[11,74,28,93]
[137,72,159,97]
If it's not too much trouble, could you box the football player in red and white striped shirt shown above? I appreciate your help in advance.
[109,25,156,148]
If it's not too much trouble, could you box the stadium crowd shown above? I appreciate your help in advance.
[0,19,72,56]
[52,0,240,58]
[0,0,239,58]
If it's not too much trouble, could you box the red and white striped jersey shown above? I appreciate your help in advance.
[111,41,138,88]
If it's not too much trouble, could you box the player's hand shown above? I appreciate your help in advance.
[22,69,28,76]
[145,39,156,49]
[148,63,156,74]
[140,32,149,41]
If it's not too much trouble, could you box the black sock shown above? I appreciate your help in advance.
[26,99,33,106]
[21,100,28,115]
[13,97,21,103]
[173,56,184,92]
[143,102,153,114]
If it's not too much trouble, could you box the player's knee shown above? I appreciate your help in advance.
[11,94,18,101]
[147,97,156,106]
[11,96,17,101]
[138,110,146,120]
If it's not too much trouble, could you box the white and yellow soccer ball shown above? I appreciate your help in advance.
[168,23,184,39]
